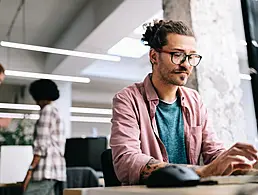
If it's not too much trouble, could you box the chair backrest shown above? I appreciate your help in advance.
[65,137,107,171]
[101,149,121,187]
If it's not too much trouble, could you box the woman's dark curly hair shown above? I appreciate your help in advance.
[29,79,60,101]
[141,20,195,50]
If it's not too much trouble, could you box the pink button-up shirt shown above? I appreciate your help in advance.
[110,74,225,185]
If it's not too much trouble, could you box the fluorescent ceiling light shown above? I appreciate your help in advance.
[239,40,247,46]
[239,74,251,81]
[5,70,91,83]
[0,112,39,120]
[70,107,112,115]
[0,112,25,119]
[0,41,121,62]
[108,37,149,58]
[71,116,111,123]
[0,103,112,115]
[0,112,111,123]
[0,103,40,111]
[252,40,258,47]
[134,10,163,35]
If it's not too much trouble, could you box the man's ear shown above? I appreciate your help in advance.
[149,48,157,65]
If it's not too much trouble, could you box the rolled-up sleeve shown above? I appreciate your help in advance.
[200,99,226,164]
[33,107,52,157]
[110,92,152,185]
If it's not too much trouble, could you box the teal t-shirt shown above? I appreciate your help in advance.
[155,98,188,164]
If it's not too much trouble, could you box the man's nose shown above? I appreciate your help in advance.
[179,58,191,69]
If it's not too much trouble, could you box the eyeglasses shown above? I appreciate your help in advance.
[157,49,202,67]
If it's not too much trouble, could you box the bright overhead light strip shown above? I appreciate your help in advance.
[239,74,252,81]
[0,41,121,62]
[0,112,25,119]
[5,70,91,83]
[0,103,112,115]
[107,37,149,58]
[0,112,39,120]
[0,103,40,111]
[0,112,111,123]
[70,107,112,115]
[70,116,111,123]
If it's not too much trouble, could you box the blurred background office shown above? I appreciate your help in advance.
[0,0,257,191]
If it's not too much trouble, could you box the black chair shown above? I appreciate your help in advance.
[66,167,100,188]
[0,184,23,195]
[101,149,121,187]
[65,137,107,171]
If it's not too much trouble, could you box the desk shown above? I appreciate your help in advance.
[63,184,258,195]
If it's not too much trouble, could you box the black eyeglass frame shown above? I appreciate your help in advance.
[156,49,202,67]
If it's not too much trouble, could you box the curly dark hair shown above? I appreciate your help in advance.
[0,63,5,74]
[141,20,195,50]
[29,79,60,101]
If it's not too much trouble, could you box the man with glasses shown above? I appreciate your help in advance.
[110,20,258,185]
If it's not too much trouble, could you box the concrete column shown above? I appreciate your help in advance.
[163,0,198,91]
[55,82,72,138]
[163,0,248,148]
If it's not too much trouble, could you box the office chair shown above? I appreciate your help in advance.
[101,149,121,187]
[66,167,99,188]
[65,137,107,171]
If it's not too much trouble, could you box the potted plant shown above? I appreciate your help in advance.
[0,118,34,145]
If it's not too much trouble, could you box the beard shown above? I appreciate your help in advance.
[159,69,189,86]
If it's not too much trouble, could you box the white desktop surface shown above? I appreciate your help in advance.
[63,184,258,195]
[0,146,33,183]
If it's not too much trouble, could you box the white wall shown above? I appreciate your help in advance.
[0,84,23,103]
[71,121,111,148]
[71,122,111,138]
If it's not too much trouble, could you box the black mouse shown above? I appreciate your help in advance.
[146,165,200,188]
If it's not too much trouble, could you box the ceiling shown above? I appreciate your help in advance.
[0,0,90,46]
[0,0,163,107]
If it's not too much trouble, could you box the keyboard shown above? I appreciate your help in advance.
[201,175,258,185]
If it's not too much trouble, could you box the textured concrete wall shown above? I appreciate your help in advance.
[163,0,247,148]
[163,0,198,91]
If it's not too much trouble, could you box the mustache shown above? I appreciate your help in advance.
[172,68,189,74]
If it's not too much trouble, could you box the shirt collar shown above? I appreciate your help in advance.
[143,73,190,109]
[143,73,159,102]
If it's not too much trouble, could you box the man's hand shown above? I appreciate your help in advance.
[231,168,258,176]
[196,142,258,177]
[22,170,32,192]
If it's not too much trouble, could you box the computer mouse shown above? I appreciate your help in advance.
[146,165,200,188]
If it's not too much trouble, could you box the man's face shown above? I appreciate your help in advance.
[0,73,5,85]
[151,33,197,86]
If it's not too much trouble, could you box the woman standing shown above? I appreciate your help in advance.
[23,79,66,195]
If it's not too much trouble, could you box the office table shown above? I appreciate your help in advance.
[63,184,258,195]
